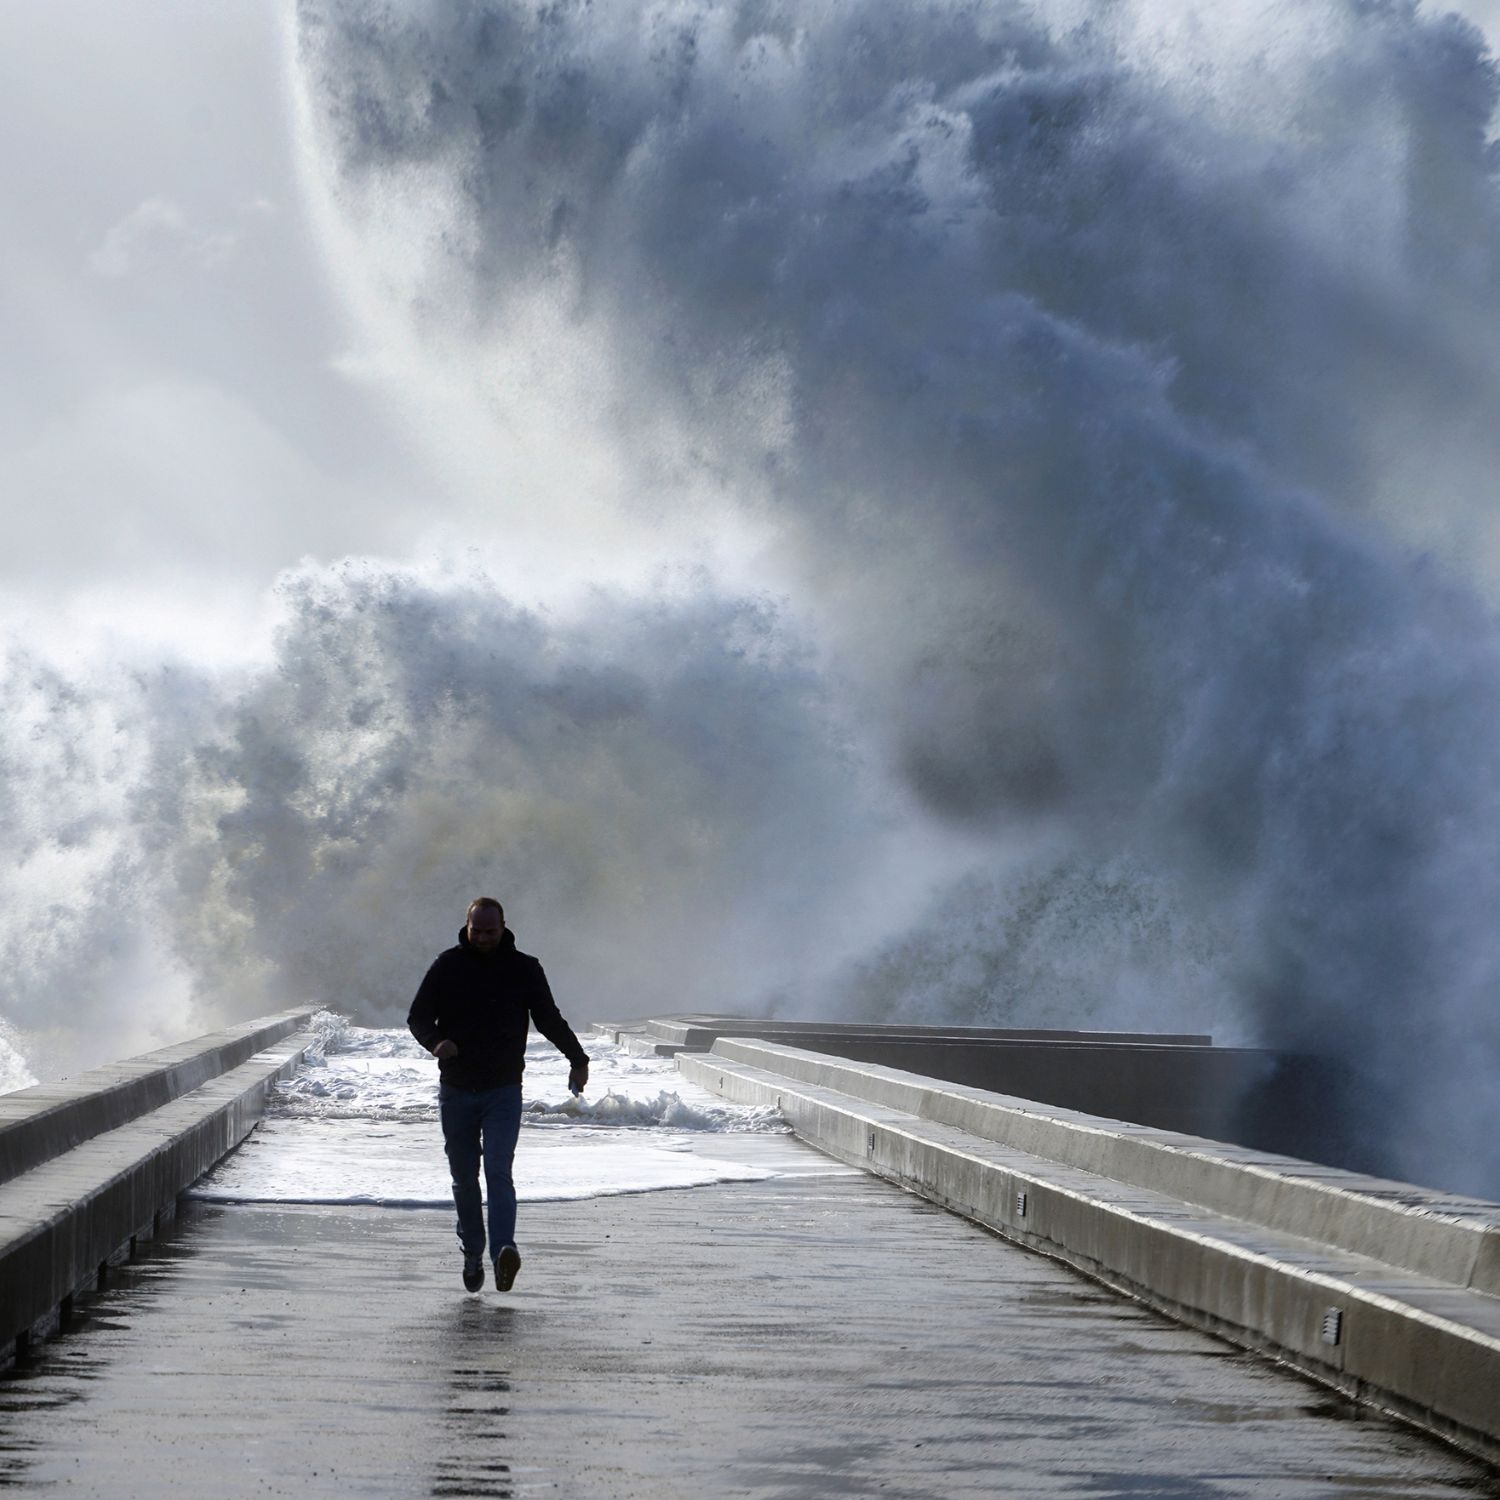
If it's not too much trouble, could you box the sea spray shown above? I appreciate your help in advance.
[189,1028,804,1206]
[292,0,1500,1195]
[4,0,1498,1200]
[0,566,891,1081]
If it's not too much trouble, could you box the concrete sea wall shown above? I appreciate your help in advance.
[605,1013,1368,1168]
[0,1009,316,1362]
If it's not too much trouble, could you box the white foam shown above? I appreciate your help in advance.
[271,1014,786,1130]
[0,1034,36,1097]
[191,1019,846,1206]
[188,1116,777,1206]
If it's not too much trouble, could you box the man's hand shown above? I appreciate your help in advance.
[433,1039,459,1061]
[568,1060,589,1096]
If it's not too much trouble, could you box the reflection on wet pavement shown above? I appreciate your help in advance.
[0,1178,1494,1496]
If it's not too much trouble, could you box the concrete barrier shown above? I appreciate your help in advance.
[594,1013,1213,1056]
[0,1011,316,1362]
[678,1038,1500,1464]
[0,1007,314,1186]
[625,1014,1214,1046]
[729,1035,1275,1136]
[595,1014,1368,1168]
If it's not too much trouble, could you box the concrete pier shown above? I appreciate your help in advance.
[1,1168,1494,1497]
[2,1010,1497,1494]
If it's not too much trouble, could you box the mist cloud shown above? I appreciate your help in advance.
[0,564,895,1076]
[5,0,1500,1201]
[292,0,1500,1193]
[89,197,239,279]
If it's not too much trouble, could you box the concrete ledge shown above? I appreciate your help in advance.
[587,1024,682,1058]
[720,1034,1275,1136]
[0,1008,314,1186]
[597,1013,1213,1050]
[0,1020,317,1359]
[594,1015,1367,1162]
[706,1038,1500,1292]
[678,1045,1500,1463]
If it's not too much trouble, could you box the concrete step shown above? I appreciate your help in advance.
[641,1014,1214,1048]
[706,1037,1500,1292]
[584,1024,682,1057]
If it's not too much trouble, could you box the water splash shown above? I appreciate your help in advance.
[5,2,1499,1199]
[290,0,1500,1194]
[0,566,891,1079]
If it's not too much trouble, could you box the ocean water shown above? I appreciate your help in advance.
[189,1013,853,1208]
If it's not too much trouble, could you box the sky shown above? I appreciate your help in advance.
[0,0,779,663]
[3,0,1497,642]
[1,4,393,649]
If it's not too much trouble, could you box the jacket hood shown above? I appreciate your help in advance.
[457,926,517,956]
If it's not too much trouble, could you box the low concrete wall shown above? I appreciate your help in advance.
[0,1008,314,1186]
[595,1015,1213,1058]
[706,1038,1500,1291]
[599,1014,1370,1170]
[628,1015,1215,1047]
[753,1035,1276,1137]
[678,1039,1500,1464]
[0,1012,316,1360]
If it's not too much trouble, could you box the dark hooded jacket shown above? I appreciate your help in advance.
[407,928,588,1092]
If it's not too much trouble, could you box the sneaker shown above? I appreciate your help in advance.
[494,1244,521,1292]
[462,1253,485,1293]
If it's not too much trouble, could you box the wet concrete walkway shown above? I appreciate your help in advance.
[0,1163,1495,1498]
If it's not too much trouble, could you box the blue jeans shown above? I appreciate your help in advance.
[439,1082,523,1260]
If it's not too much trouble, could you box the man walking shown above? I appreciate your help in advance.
[408,897,590,1292]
